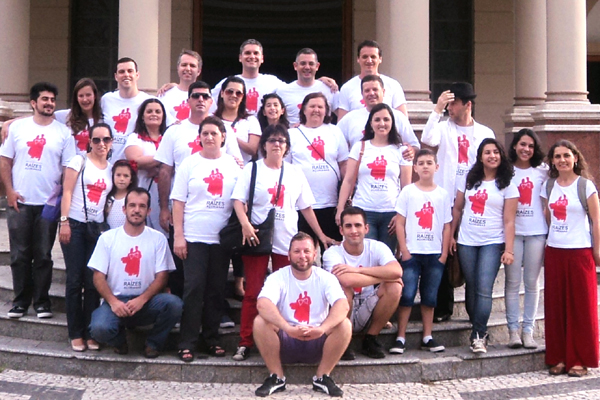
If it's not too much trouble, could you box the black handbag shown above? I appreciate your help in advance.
[220,161,284,255]
[81,163,110,243]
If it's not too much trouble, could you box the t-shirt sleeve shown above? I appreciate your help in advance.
[395,186,409,217]
[504,183,520,199]
[322,271,347,305]
[442,188,453,224]
[322,246,345,272]
[154,233,176,273]
[170,158,190,202]
[374,240,398,265]
[54,109,70,125]
[0,123,16,158]
[348,141,361,161]
[231,163,252,203]
[154,130,175,165]
[88,232,111,274]
[337,84,351,112]
[394,112,420,148]
[248,116,262,136]
[586,179,598,198]
[67,154,85,172]
[258,271,283,304]
[61,127,78,166]
[124,133,140,149]
[540,180,548,199]
[294,166,316,209]
[456,174,467,195]
[333,126,349,162]
[398,146,413,166]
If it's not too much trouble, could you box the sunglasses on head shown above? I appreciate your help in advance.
[190,92,211,100]
[224,88,244,97]
[91,137,113,144]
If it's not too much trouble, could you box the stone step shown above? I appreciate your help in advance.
[0,333,547,384]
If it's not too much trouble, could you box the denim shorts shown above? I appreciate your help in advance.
[399,254,445,308]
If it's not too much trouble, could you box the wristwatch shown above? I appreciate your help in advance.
[60,216,68,222]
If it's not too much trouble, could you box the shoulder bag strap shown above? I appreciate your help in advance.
[297,127,340,182]
[274,162,284,205]
[80,161,89,223]
[246,160,258,220]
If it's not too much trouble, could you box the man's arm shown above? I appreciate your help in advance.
[421,90,454,147]
[125,271,169,314]
[157,163,174,232]
[257,297,292,332]
[93,270,131,317]
[331,260,402,288]
[318,298,350,335]
[0,156,22,211]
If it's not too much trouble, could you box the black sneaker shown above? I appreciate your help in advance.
[388,339,405,354]
[361,334,385,359]
[232,346,249,361]
[35,306,53,319]
[7,306,27,318]
[340,347,356,360]
[255,374,286,397]
[421,338,445,353]
[313,374,343,397]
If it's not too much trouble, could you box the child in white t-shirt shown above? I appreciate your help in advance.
[390,149,452,355]
[105,160,138,229]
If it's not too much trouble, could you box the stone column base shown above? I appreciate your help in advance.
[502,105,539,148]
[406,97,435,140]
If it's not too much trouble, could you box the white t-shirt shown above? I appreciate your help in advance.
[258,266,346,327]
[457,179,519,246]
[100,91,153,161]
[512,165,549,236]
[323,239,397,300]
[88,226,176,297]
[222,116,261,164]
[395,184,452,254]
[0,117,76,206]
[211,74,285,116]
[276,80,338,124]
[541,177,597,248]
[287,124,349,209]
[154,118,242,170]
[455,125,476,180]
[231,160,315,255]
[349,140,411,212]
[170,153,241,243]
[106,196,126,229]
[337,74,407,112]
[160,86,190,121]
[66,156,113,223]
[55,109,94,157]
[337,107,419,151]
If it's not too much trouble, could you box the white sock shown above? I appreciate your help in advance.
[423,335,433,343]
[395,336,406,344]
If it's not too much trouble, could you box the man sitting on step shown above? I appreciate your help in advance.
[253,232,351,397]
[88,188,183,358]
[323,206,403,359]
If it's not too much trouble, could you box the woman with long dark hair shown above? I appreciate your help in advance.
[257,93,289,131]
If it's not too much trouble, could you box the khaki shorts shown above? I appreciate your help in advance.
[350,291,380,333]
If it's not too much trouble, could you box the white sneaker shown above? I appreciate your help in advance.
[522,332,538,349]
[508,330,523,348]
[470,334,487,353]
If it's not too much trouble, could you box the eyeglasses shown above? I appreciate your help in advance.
[190,92,211,100]
[91,137,113,144]
[266,138,287,145]
[224,88,244,97]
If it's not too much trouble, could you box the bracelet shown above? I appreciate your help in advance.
[504,251,514,255]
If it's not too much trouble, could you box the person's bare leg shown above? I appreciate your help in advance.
[396,306,412,338]
[316,318,352,377]
[421,305,435,338]
[253,315,284,377]
[342,286,354,318]
[366,282,402,336]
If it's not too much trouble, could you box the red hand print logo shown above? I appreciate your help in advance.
[267,182,285,208]
[458,134,470,165]
[246,88,259,112]
[26,134,46,160]
[121,246,142,277]
[415,201,435,230]
[549,194,568,221]
[86,179,107,205]
[518,177,534,206]
[289,291,311,323]
[188,136,203,154]
[469,189,488,215]
[174,101,190,120]
[113,108,131,133]
[203,169,224,197]
[367,155,387,181]
[74,130,89,152]
[308,136,325,161]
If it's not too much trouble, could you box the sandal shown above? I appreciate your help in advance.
[549,362,566,375]
[178,349,194,362]
[568,366,588,377]
[208,345,226,357]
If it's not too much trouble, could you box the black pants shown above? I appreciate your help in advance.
[168,224,184,298]
[298,207,342,254]
[433,266,454,319]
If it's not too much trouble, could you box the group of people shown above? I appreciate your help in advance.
[0,37,598,397]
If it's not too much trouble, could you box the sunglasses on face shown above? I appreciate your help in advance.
[266,138,287,145]
[224,88,244,97]
[91,137,113,144]
[190,92,211,100]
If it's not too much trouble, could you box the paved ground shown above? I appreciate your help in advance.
[0,368,599,399]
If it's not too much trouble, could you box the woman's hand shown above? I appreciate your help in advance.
[501,250,514,266]
[449,237,457,255]
[318,234,339,250]
[335,208,343,226]
[242,221,259,246]
[387,214,398,235]
[59,223,71,244]
[173,236,187,260]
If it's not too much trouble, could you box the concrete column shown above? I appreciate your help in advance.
[119,0,171,94]
[375,0,391,75]
[0,0,30,103]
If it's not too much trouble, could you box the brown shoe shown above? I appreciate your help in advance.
[567,366,588,377]
[549,362,566,375]
[144,346,160,359]
[114,342,129,355]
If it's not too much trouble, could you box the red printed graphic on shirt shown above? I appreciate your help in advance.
[353,265,364,294]
[360,99,366,107]
[26,134,46,160]
[297,103,302,110]
[367,155,387,181]
[112,108,131,134]
[121,246,142,277]
[415,201,435,230]
[246,88,259,112]
[308,136,325,161]
[549,195,568,221]
[268,182,285,208]
[74,130,89,152]
[469,189,488,216]
[518,177,534,206]
[458,134,470,165]
[188,136,203,154]
[289,291,311,323]
[204,169,224,197]
[86,179,107,205]
[174,101,190,120]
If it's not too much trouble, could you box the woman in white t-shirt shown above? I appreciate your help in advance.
[288,92,348,250]
[505,129,548,350]
[58,123,114,352]
[171,116,241,361]
[450,138,518,354]
[336,103,412,252]
[125,98,167,236]
[541,140,599,377]
[257,93,289,131]
[230,123,336,361]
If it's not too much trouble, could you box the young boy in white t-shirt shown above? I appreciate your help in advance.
[390,149,452,354]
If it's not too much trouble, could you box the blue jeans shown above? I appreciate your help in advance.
[364,211,397,253]
[89,293,183,350]
[60,219,100,339]
[457,243,504,340]
[7,205,57,309]
[400,254,445,308]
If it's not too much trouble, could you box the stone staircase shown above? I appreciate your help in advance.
[0,214,596,384]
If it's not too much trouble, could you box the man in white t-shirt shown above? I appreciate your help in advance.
[0,82,77,319]
[336,40,407,120]
[253,232,351,397]
[159,49,202,121]
[88,188,182,358]
[323,207,403,360]
[276,48,337,125]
